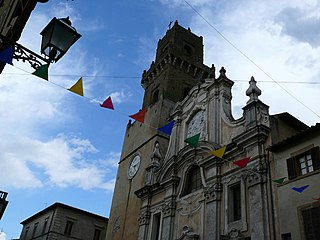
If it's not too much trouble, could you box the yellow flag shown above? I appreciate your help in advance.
[68,77,84,96]
[210,146,226,158]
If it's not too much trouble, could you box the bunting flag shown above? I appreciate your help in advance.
[68,77,84,96]
[32,64,49,81]
[273,177,286,184]
[184,133,201,148]
[292,185,309,193]
[312,197,320,201]
[129,109,147,123]
[100,96,114,110]
[210,146,227,158]
[0,46,13,65]
[233,157,250,168]
[158,120,175,135]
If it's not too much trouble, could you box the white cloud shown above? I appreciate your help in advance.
[110,91,130,104]
[0,231,6,240]
[0,134,115,190]
[0,4,117,190]
[182,0,320,124]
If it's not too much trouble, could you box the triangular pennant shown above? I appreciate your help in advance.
[233,157,251,168]
[273,177,286,184]
[129,109,147,123]
[68,77,84,96]
[0,46,13,65]
[292,185,309,193]
[32,64,49,81]
[184,133,201,148]
[158,120,175,135]
[100,96,114,110]
[210,146,227,158]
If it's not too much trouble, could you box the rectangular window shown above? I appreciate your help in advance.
[151,213,161,240]
[42,218,49,234]
[32,223,38,238]
[24,227,29,240]
[281,233,292,240]
[229,183,241,222]
[93,228,101,240]
[302,205,320,240]
[287,147,320,180]
[64,220,74,236]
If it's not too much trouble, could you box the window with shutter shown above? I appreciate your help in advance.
[286,147,320,180]
[302,206,320,240]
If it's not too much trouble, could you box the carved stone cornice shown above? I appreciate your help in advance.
[242,170,267,188]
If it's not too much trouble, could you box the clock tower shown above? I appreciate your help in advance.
[106,21,215,240]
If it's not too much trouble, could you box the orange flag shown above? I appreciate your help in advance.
[68,77,84,96]
[129,109,147,123]
[233,157,250,168]
[210,146,226,158]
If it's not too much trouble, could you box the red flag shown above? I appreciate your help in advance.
[233,157,250,168]
[129,109,147,123]
[100,96,114,110]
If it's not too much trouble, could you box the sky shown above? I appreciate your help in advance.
[1,0,320,239]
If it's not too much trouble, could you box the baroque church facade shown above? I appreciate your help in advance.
[106,21,308,240]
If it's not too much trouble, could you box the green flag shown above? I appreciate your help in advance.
[32,64,49,81]
[184,133,201,148]
[273,177,286,184]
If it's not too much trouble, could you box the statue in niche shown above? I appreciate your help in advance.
[151,141,162,171]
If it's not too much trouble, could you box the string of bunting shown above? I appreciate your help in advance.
[0,49,316,198]
[184,133,313,196]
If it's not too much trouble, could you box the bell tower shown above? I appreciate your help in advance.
[106,21,216,240]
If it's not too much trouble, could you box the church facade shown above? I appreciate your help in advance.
[106,21,309,240]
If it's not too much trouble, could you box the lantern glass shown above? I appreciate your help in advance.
[40,17,81,62]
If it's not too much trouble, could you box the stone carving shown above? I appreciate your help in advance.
[112,216,120,234]
[162,200,177,218]
[178,193,203,217]
[177,226,199,240]
[151,141,162,171]
[187,111,206,140]
[204,183,222,202]
[138,210,150,226]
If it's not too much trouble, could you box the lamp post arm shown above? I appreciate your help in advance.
[0,33,51,70]
[13,42,51,69]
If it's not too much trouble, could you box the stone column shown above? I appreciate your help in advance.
[161,199,176,240]
[246,173,270,240]
[137,208,151,240]
[204,183,222,240]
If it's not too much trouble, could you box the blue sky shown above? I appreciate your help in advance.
[1,0,320,238]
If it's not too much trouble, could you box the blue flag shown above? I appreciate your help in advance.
[0,46,13,65]
[292,185,309,193]
[158,120,175,135]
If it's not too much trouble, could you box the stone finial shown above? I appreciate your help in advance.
[219,67,226,78]
[246,76,261,102]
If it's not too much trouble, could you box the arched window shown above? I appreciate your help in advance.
[183,165,202,196]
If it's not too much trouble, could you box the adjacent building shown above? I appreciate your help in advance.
[20,202,108,240]
[106,21,317,240]
[269,123,320,240]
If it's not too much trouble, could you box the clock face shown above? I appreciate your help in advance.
[128,155,141,179]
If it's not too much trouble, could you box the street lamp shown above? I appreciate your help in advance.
[40,17,81,63]
[0,16,81,70]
